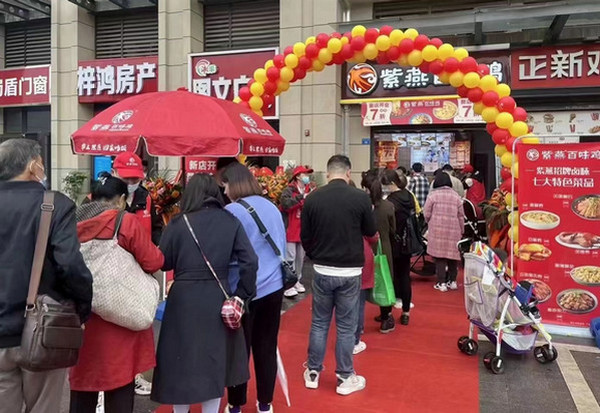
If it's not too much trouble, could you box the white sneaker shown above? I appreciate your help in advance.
[303,368,320,389]
[336,373,366,395]
[284,287,298,298]
[434,283,448,292]
[447,281,458,290]
[394,300,415,309]
[294,281,306,293]
[134,374,151,396]
[353,341,367,355]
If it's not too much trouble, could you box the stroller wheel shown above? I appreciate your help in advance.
[535,345,558,363]
[457,336,470,351]
[490,356,505,374]
[483,352,496,370]
[462,339,479,356]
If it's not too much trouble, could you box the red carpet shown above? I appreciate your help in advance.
[156,274,479,413]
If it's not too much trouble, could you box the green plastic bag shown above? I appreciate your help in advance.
[368,240,396,306]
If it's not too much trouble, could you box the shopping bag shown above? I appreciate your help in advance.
[368,241,396,306]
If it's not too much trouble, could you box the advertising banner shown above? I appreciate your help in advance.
[528,111,600,136]
[188,48,278,119]
[518,143,600,327]
[184,157,218,183]
[0,65,50,107]
[77,56,158,103]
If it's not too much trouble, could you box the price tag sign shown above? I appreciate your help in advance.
[454,98,484,124]
[363,102,393,126]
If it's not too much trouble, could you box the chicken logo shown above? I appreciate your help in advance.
[112,110,134,124]
[240,113,258,128]
[347,64,378,96]
[526,148,540,162]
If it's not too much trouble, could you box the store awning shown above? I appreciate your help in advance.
[67,0,156,14]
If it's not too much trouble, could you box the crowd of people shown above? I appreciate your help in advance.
[0,137,486,412]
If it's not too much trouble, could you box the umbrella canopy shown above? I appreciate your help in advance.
[71,90,285,157]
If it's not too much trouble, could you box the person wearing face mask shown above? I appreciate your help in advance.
[280,165,314,298]
[0,139,93,413]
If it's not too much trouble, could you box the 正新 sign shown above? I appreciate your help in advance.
[188,48,278,119]
[518,142,600,328]
[511,44,600,90]
[0,65,50,107]
[77,56,158,103]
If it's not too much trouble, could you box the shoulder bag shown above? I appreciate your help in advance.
[18,192,84,372]
[237,199,298,290]
[183,214,244,330]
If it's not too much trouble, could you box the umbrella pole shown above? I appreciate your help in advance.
[276,347,291,407]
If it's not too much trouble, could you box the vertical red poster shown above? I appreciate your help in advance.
[518,143,600,327]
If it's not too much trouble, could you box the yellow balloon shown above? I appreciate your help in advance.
[473,102,485,115]
[522,135,540,144]
[318,48,333,64]
[351,25,367,37]
[437,72,450,84]
[509,121,529,138]
[512,161,519,179]
[422,45,439,62]
[277,81,290,93]
[407,50,423,66]
[264,60,274,69]
[249,96,263,110]
[438,44,455,60]
[507,211,519,226]
[284,54,299,69]
[449,71,464,87]
[280,67,294,82]
[482,107,500,123]
[341,36,349,45]
[480,75,498,92]
[397,55,409,66]
[497,83,511,98]
[250,81,264,96]
[312,60,325,71]
[495,112,514,129]
[454,48,469,61]
[353,51,367,63]
[495,144,508,157]
[253,109,264,118]
[305,36,316,45]
[293,42,306,57]
[508,225,519,243]
[253,68,267,84]
[404,28,419,40]
[233,96,242,104]
[501,151,513,168]
[390,29,405,46]
[328,38,343,54]
[364,44,379,60]
[505,192,516,208]
[463,72,481,88]
[375,35,391,51]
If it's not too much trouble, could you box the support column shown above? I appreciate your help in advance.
[0,24,5,133]
[50,2,94,190]
[158,0,204,173]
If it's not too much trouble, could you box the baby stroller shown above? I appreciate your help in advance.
[410,216,436,276]
[457,242,557,374]
[457,199,487,256]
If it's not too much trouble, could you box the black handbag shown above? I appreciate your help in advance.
[238,199,298,290]
[398,213,425,257]
[18,192,84,372]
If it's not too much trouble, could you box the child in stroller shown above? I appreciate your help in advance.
[457,242,557,374]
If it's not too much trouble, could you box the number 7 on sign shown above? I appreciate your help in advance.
[369,107,379,120]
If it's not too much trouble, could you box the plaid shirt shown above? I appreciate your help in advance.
[408,173,430,207]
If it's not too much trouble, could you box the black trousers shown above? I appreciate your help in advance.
[380,251,412,318]
[70,381,134,413]
[435,258,459,284]
[227,289,284,406]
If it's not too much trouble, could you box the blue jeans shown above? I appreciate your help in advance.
[307,272,361,379]
[354,289,368,345]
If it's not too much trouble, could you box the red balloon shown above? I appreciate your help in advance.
[365,28,380,43]
[380,25,394,36]
[306,44,320,59]
[513,107,528,122]
[499,179,512,193]
[284,46,293,56]
[273,54,285,68]
[331,32,342,39]
[482,91,499,107]
[316,33,330,48]
[351,36,366,51]
[262,93,275,106]
[298,57,312,70]
[500,167,512,181]
[343,32,352,40]
[477,64,490,76]
[266,67,280,81]
[331,54,345,65]
[263,81,277,94]
[467,87,484,103]
[238,86,251,101]
[414,34,430,50]
[486,122,498,135]
[506,137,517,152]
[376,52,390,65]
[293,67,307,80]
[386,46,401,61]
[429,60,444,74]
[341,44,355,60]
[430,37,443,48]
[492,128,510,145]
[419,62,431,73]
[399,38,414,55]
[459,57,478,74]
[497,97,516,113]
[444,57,460,73]
[457,86,469,98]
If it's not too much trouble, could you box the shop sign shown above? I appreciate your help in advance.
[185,156,218,183]
[343,53,510,100]
[511,44,600,90]
[361,98,483,127]
[188,48,278,119]
[527,111,600,136]
[518,143,600,328]
[77,56,158,103]
[0,65,50,107]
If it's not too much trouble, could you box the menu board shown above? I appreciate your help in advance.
[518,143,600,327]
[449,141,471,169]
[375,141,399,169]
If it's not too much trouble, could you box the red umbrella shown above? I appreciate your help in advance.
[71,90,285,157]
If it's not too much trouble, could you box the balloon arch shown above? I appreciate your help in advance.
[235,25,536,246]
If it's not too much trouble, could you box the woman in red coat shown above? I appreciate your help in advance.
[70,176,164,413]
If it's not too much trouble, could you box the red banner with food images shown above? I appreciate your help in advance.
[517,143,600,327]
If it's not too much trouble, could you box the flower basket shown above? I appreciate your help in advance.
[145,176,183,224]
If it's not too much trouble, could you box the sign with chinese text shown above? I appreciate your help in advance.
[185,157,218,183]
[361,98,483,127]
[518,143,600,328]
[528,111,600,136]
[0,65,49,107]
[188,48,278,118]
[343,53,510,99]
[511,45,600,90]
[77,56,158,103]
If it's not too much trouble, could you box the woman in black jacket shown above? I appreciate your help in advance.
[151,174,258,413]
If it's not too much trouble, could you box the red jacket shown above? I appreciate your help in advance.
[280,182,311,243]
[362,233,380,290]
[70,210,164,392]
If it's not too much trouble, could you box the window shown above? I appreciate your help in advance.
[95,9,158,59]
[4,20,51,68]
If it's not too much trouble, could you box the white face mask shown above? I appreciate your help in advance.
[127,183,140,194]
[32,162,47,187]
